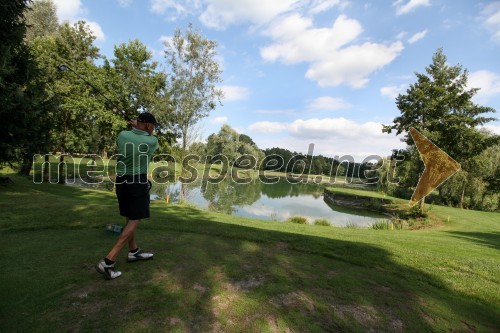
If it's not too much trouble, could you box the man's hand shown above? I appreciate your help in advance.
[129,119,138,128]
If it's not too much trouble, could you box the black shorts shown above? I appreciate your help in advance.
[115,174,152,220]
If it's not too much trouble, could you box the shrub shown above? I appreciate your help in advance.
[286,216,308,224]
[314,218,330,226]
[371,220,391,230]
[363,199,384,211]
[392,218,407,230]
[403,205,429,219]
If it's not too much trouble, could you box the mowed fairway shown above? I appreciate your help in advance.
[0,172,499,332]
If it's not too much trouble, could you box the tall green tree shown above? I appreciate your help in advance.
[108,39,176,154]
[163,23,224,153]
[206,124,264,168]
[79,39,170,157]
[25,0,58,42]
[0,0,53,176]
[51,21,101,154]
[481,143,500,210]
[17,36,55,175]
[111,39,166,115]
[206,124,241,163]
[383,48,498,208]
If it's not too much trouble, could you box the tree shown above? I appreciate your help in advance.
[111,39,166,115]
[440,139,499,211]
[383,48,498,208]
[189,141,207,160]
[0,0,51,175]
[201,178,261,214]
[206,124,241,163]
[482,144,500,200]
[262,147,293,172]
[25,0,58,42]
[163,23,224,153]
[101,39,171,156]
[17,36,55,175]
[206,125,264,168]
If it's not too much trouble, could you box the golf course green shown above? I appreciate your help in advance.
[0,169,499,332]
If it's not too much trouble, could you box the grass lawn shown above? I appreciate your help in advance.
[0,170,499,332]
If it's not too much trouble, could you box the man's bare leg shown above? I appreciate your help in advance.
[105,219,141,261]
[122,218,138,250]
[128,220,138,251]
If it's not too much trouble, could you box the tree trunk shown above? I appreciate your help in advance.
[58,154,65,184]
[18,158,32,176]
[179,126,188,202]
[43,154,49,182]
[460,185,465,209]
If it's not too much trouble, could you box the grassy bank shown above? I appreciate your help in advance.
[325,187,448,230]
[0,170,499,332]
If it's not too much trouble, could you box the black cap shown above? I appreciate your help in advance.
[137,112,157,125]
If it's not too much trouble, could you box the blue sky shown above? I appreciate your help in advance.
[52,0,500,160]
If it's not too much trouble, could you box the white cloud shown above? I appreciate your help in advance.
[262,14,362,64]
[408,29,428,44]
[481,124,500,135]
[151,0,348,29]
[220,85,251,101]
[53,0,86,21]
[393,0,431,16]
[248,121,288,133]
[309,0,348,14]
[287,118,385,139]
[52,0,105,41]
[159,35,174,50]
[396,31,407,40]
[468,70,500,100]
[199,0,299,30]
[117,0,133,7]
[261,14,403,88]
[150,0,202,17]
[211,116,228,124]
[380,84,406,99]
[198,0,348,30]
[250,117,405,159]
[255,109,295,115]
[480,2,500,42]
[250,118,386,138]
[86,21,105,41]
[304,41,404,88]
[306,96,351,111]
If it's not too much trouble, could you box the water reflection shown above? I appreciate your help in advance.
[66,176,384,226]
[201,178,262,214]
[153,178,385,226]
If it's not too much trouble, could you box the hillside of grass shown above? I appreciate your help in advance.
[0,170,499,332]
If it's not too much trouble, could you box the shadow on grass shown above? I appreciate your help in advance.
[445,231,500,251]
[0,174,498,332]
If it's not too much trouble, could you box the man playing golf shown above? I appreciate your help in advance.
[95,112,159,280]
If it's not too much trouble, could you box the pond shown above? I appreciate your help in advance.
[150,178,386,227]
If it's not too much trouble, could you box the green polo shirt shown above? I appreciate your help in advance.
[116,129,159,176]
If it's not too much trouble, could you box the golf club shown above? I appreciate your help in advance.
[57,64,129,120]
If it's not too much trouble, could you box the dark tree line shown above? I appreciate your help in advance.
[262,147,378,182]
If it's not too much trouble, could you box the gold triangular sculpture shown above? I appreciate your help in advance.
[409,127,461,206]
